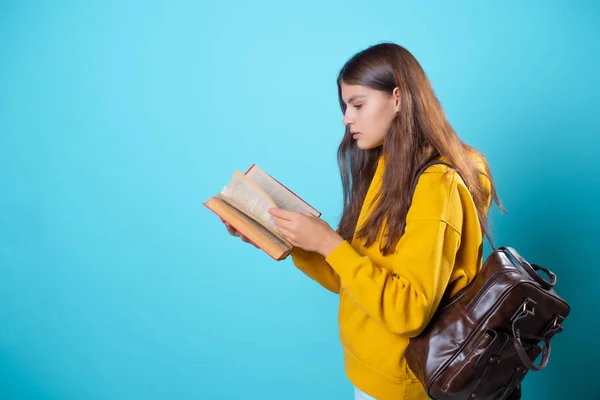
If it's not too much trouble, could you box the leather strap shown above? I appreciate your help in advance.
[500,372,523,400]
[415,160,558,291]
[502,247,557,289]
[510,299,564,371]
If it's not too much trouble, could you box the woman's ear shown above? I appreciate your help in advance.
[393,87,401,110]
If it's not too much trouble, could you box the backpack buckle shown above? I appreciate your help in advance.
[542,315,565,339]
[511,298,537,323]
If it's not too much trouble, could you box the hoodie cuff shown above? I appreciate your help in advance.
[325,240,361,274]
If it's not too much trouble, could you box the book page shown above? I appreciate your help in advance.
[215,192,291,245]
[210,197,292,251]
[246,165,320,217]
[221,170,280,233]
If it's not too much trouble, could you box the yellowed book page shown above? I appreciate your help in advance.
[234,208,291,251]
[245,165,320,217]
[221,170,280,234]
[215,192,291,246]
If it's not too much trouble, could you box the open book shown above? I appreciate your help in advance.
[203,164,321,260]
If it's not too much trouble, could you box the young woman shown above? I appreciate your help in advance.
[223,43,510,400]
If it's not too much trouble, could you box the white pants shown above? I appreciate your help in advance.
[354,386,378,400]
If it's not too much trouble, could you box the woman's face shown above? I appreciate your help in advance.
[340,82,400,150]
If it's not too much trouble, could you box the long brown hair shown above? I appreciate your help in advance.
[336,43,503,255]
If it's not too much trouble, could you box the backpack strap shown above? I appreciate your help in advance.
[410,158,496,250]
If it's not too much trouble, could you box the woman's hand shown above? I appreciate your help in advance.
[268,208,344,257]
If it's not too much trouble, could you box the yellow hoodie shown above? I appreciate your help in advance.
[290,155,492,400]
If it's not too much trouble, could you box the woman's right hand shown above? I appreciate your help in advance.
[220,218,259,249]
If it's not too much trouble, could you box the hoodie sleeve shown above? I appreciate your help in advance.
[290,246,341,294]
[324,167,465,336]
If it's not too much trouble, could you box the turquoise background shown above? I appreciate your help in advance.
[1,1,597,399]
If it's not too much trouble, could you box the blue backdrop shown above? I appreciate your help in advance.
[1,1,597,399]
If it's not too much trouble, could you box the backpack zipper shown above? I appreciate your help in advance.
[464,269,514,315]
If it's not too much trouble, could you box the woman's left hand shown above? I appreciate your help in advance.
[268,208,344,257]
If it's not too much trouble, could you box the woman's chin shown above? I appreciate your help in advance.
[356,139,377,150]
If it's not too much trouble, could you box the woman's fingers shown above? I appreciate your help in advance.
[222,219,259,248]
[270,214,295,231]
[223,221,240,237]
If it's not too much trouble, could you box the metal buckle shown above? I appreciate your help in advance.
[511,298,537,322]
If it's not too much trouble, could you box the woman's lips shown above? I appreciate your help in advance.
[352,132,361,138]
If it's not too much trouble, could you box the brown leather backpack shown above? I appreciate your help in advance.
[404,160,570,400]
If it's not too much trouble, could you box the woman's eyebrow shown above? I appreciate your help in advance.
[345,94,366,104]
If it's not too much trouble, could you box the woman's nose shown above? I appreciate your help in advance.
[343,112,354,126]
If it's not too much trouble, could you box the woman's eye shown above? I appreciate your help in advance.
[354,104,362,110]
